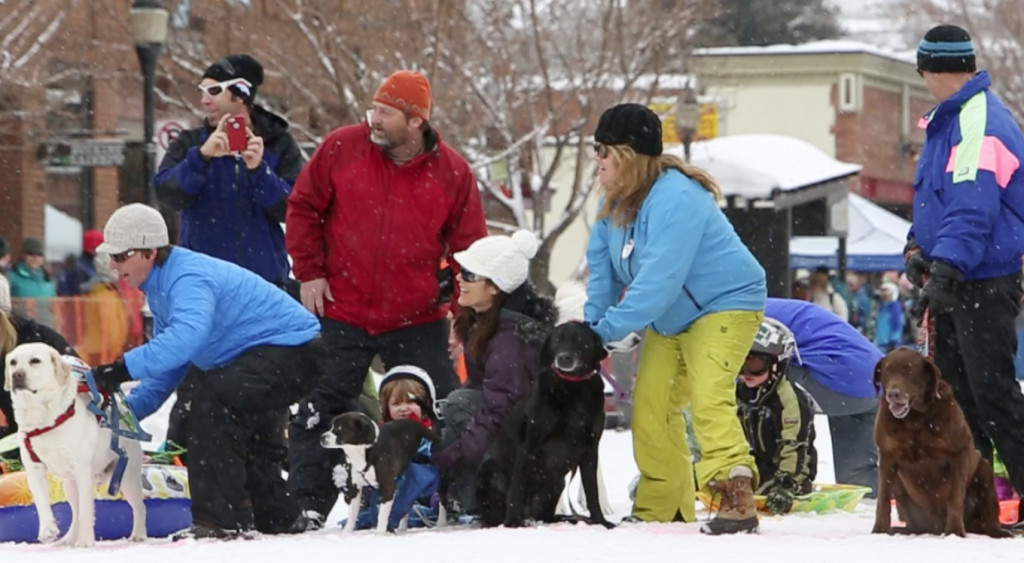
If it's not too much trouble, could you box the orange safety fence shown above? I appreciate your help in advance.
[10,291,146,367]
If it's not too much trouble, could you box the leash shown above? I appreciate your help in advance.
[599,367,632,405]
[82,370,152,496]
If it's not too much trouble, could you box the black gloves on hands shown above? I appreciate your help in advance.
[91,359,132,393]
[764,472,798,515]
[904,251,931,288]
[437,265,454,304]
[922,260,962,316]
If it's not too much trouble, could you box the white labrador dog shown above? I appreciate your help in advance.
[4,343,145,547]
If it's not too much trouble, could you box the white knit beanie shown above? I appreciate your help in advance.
[96,203,169,255]
[453,230,539,293]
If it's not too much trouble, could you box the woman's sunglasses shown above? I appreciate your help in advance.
[460,268,486,283]
[740,355,772,377]
[110,250,136,264]
[197,78,252,97]
[593,143,610,159]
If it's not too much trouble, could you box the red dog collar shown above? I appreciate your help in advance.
[552,367,597,383]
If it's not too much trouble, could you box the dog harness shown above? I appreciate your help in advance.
[21,382,108,464]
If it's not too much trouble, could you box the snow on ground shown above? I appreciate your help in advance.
[3,416,1023,562]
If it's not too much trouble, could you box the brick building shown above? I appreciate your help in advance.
[0,0,338,259]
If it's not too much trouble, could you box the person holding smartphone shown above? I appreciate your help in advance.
[154,54,301,288]
[152,54,304,534]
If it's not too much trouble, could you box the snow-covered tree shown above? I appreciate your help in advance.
[432,0,706,292]
[698,0,842,47]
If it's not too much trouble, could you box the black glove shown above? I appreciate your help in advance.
[91,359,132,393]
[764,473,798,515]
[922,260,962,316]
[904,250,931,288]
[436,265,454,304]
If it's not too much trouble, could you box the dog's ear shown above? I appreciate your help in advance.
[922,356,942,404]
[872,356,885,396]
[53,349,72,385]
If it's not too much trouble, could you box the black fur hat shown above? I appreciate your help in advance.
[917,25,976,74]
[594,103,663,157]
[202,54,264,100]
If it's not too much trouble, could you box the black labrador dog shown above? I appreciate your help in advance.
[476,321,614,528]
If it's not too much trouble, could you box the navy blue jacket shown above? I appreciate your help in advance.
[155,106,302,284]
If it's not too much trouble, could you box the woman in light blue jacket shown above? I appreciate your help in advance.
[585,104,766,534]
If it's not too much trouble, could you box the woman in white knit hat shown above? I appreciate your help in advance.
[429,229,558,516]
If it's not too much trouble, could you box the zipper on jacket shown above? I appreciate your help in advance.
[683,285,703,311]
[234,156,244,267]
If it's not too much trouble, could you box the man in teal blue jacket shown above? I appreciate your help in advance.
[89,203,325,539]
[904,24,1024,523]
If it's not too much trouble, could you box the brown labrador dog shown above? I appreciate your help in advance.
[872,348,1009,537]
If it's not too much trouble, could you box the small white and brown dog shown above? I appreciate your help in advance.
[4,343,146,547]
[320,412,440,534]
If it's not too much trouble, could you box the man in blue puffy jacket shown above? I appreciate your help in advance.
[88,204,325,540]
[903,25,1024,519]
[154,54,304,519]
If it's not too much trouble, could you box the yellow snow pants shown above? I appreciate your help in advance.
[630,309,762,522]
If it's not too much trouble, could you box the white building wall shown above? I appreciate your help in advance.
[708,83,837,157]
[537,146,602,288]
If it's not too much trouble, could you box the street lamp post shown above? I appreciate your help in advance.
[130,0,169,208]
[675,86,701,163]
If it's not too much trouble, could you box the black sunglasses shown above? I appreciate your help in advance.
[110,250,137,264]
[460,268,486,283]
[593,143,610,159]
[740,355,772,377]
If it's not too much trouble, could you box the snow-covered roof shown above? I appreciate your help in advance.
[693,40,916,66]
[665,134,862,199]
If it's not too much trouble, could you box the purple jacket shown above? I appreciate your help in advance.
[432,289,556,469]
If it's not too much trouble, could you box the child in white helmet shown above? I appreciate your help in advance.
[346,365,443,529]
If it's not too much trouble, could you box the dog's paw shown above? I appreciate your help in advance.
[594,519,616,530]
[129,533,148,543]
[37,520,60,543]
[870,524,891,534]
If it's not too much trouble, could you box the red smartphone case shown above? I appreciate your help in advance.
[227,115,247,152]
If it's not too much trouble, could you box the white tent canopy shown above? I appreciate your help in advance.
[790,193,911,271]
[45,204,83,262]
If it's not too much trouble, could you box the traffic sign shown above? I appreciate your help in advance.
[156,118,189,166]
[68,140,126,167]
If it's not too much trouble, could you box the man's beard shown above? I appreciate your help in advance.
[370,127,401,149]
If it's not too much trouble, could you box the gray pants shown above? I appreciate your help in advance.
[788,364,879,495]
[440,388,485,513]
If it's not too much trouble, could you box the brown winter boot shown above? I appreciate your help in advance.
[700,466,759,535]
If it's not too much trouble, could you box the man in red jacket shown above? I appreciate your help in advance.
[285,70,487,532]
